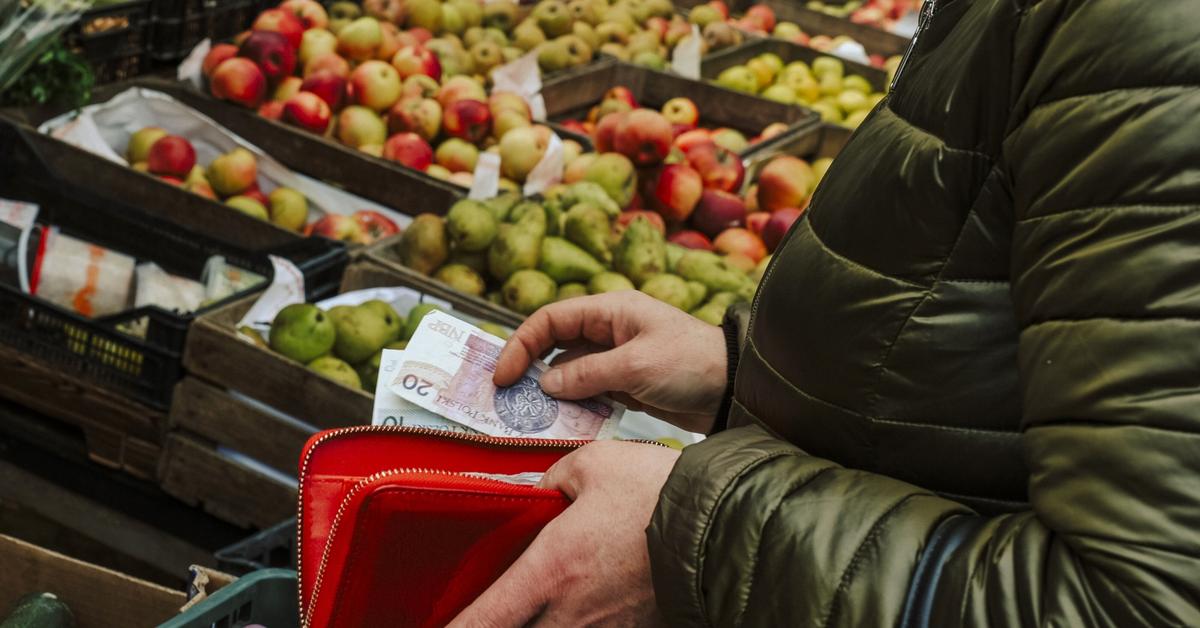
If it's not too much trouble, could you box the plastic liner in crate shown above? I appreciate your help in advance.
[215,518,296,576]
[0,122,348,411]
[159,568,298,628]
[63,0,153,84]
[148,0,265,64]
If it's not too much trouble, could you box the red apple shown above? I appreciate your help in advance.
[241,185,271,209]
[616,210,666,237]
[713,227,767,262]
[382,132,433,170]
[668,230,713,250]
[146,136,196,177]
[307,214,364,243]
[759,121,789,141]
[377,22,403,61]
[201,43,238,78]
[614,108,673,167]
[660,97,698,131]
[304,51,350,78]
[708,0,730,19]
[158,175,183,186]
[593,111,624,152]
[648,163,703,222]
[443,99,492,144]
[253,8,305,49]
[684,141,744,192]
[745,211,769,237]
[757,155,815,212]
[239,31,296,85]
[558,119,587,136]
[674,128,712,153]
[603,86,638,110]
[299,71,347,110]
[258,100,286,120]
[353,209,400,243]
[273,76,303,101]
[762,207,804,252]
[391,45,441,81]
[281,0,329,30]
[364,0,406,25]
[744,5,776,32]
[349,60,402,111]
[691,189,747,238]
[210,57,267,108]
[387,96,442,141]
[435,75,487,108]
[644,16,669,38]
[408,27,433,43]
[283,91,332,133]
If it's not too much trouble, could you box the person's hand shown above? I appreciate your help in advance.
[494,291,727,434]
[447,440,680,628]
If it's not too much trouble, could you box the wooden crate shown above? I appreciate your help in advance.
[164,259,515,528]
[702,38,890,92]
[542,62,820,159]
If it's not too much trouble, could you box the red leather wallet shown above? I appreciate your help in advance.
[297,426,581,628]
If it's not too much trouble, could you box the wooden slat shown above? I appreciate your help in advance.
[158,433,296,530]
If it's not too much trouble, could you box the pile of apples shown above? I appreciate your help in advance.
[714,53,884,128]
[804,0,919,32]
[124,126,398,243]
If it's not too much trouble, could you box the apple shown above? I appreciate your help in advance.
[402,74,439,99]
[757,155,815,212]
[745,211,769,237]
[201,44,238,78]
[273,76,303,102]
[713,227,767,262]
[744,4,777,32]
[377,22,404,61]
[492,108,531,139]
[583,152,637,208]
[126,127,167,163]
[603,86,638,109]
[668,230,713,250]
[469,40,503,74]
[308,214,364,243]
[488,91,530,118]
[614,108,673,167]
[615,210,666,236]
[562,138,583,164]
[647,163,703,221]
[436,138,479,172]
[759,121,790,141]
[226,195,269,220]
[443,99,492,144]
[426,163,452,179]
[762,207,803,252]
[210,58,267,108]
[304,51,350,78]
[387,96,442,141]
[673,128,711,153]
[186,180,217,199]
[436,75,487,108]
[253,8,305,49]
[448,171,474,187]
[660,97,698,130]
[364,0,406,24]
[239,31,296,85]
[258,100,286,120]
[336,106,388,148]
[348,60,402,111]
[723,253,756,273]
[710,127,748,154]
[283,91,333,133]
[299,71,347,110]
[644,16,669,38]
[683,141,744,193]
[391,45,441,80]
[268,187,309,231]
[146,136,196,177]
[281,0,329,29]
[354,209,400,243]
[298,28,337,65]
[593,111,624,152]
[708,0,730,19]
[498,124,549,182]
[337,16,383,61]
[691,189,746,238]
[240,183,271,208]
[158,175,184,186]
[563,152,595,183]
[383,132,434,170]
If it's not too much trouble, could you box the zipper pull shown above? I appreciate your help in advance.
[889,0,936,92]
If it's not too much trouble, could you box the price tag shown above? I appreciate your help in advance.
[469,152,501,200]
[236,255,306,331]
[492,51,546,120]
[178,39,211,89]
[523,132,564,196]
[671,24,703,79]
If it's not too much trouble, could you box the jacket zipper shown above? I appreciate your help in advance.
[295,425,610,627]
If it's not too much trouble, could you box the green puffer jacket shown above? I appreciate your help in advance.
[647,0,1200,625]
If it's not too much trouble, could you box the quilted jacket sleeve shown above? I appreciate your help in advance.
[647,2,1200,626]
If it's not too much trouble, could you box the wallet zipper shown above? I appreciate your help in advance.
[297,425,590,628]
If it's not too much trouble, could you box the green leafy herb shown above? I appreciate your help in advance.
[0,39,94,108]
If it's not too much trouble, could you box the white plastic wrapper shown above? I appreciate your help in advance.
[829,40,872,65]
[523,131,564,196]
[33,228,135,319]
[177,39,210,89]
[469,152,501,200]
[236,255,307,331]
[0,198,39,294]
[134,262,205,313]
[37,87,410,229]
[491,51,547,121]
[671,24,703,79]
[202,255,266,304]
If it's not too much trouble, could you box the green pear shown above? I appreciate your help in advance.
[434,263,487,296]
[676,250,755,300]
[269,303,336,363]
[482,192,521,222]
[564,203,612,263]
[690,291,739,325]
[587,271,635,294]
[402,303,444,341]
[332,305,393,364]
[513,20,546,51]
[399,213,449,275]
[665,242,686,273]
[448,247,490,277]
[639,273,694,310]
[502,269,557,315]
[488,223,543,281]
[582,153,636,208]
[446,199,499,252]
[356,351,382,391]
[308,355,362,389]
[556,282,589,301]
[478,321,511,340]
[539,237,605,283]
[359,299,404,343]
[613,216,666,287]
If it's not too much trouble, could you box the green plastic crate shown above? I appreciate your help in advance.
[158,568,297,628]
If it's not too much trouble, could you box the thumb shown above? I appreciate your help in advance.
[537,344,638,400]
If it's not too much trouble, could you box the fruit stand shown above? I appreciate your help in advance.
[0,0,905,624]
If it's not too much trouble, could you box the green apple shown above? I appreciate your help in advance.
[842,74,873,94]
[761,84,797,104]
[268,187,308,231]
[126,127,167,163]
[715,66,758,94]
[225,195,269,220]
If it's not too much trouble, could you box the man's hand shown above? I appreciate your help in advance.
[494,291,728,434]
[447,441,680,628]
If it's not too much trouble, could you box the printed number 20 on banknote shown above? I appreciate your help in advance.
[390,311,623,439]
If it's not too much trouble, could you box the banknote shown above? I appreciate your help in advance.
[373,349,482,435]
[390,311,623,439]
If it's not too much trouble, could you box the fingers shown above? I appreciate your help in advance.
[446,546,549,628]
[494,295,623,386]
[538,343,639,400]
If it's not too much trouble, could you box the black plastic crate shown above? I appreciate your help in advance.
[0,122,348,411]
[215,518,296,576]
[148,0,264,64]
[63,0,153,84]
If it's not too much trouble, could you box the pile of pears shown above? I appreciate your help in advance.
[265,299,485,391]
[394,180,761,325]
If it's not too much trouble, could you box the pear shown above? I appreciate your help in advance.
[513,20,546,51]
[446,199,499,252]
[613,216,666,287]
[539,237,605,283]
[556,282,589,301]
[690,291,739,325]
[587,271,634,294]
[332,305,393,364]
[356,352,382,391]
[502,270,557,315]
[448,247,490,277]
[478,322,511,340]
[639,273,692,310]
[483,0,519,31]
[665,242,686,273]
[402,303,443,341]
[399,213,449,275]
[482,192,521,223]
[269,304,336,363]
[434,263,487,296]
[359,299,404,343]
[564,203,612,264]
[488,223,543,281]
[676,250,755,300]
[308,355,362,389]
